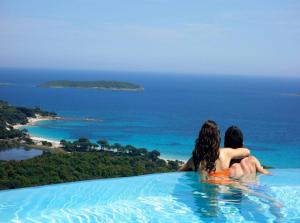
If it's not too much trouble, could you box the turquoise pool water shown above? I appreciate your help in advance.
[0,169,299,222]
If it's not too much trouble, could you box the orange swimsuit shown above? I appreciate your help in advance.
[208,168,230,177]
[203,168,233,185]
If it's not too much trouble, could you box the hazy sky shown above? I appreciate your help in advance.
[0,0,299,76]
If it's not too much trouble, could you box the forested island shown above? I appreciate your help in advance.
[39,80,144,91]
[0,100,181,190]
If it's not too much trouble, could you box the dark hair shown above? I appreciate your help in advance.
[224,126,243,148]
[192,120,221,173]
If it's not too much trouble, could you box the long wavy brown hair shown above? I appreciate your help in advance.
[192,120,221,173]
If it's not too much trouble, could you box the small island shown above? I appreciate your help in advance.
[39,80,144,91]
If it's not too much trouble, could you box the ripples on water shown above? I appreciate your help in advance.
[0,170,299,222]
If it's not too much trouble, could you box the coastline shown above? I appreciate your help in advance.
[13,115,62,149]
[30,135,61,148]
[160,156,186,163]
[13,115,62,129]
[13,115,185,163]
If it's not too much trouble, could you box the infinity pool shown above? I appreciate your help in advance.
[0,169,299,222]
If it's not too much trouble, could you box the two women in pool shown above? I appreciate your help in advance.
[180,120,270,183]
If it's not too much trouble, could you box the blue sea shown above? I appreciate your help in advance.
[0,68,300,168]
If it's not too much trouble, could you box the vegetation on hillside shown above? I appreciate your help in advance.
[60,138,163,162]
[0,100,56,140]
[60,137,99,152]
[0,151,181,190]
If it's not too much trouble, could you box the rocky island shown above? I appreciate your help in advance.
[39,80,144,91]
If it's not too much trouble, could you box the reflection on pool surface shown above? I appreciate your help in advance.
[0,169,299,222]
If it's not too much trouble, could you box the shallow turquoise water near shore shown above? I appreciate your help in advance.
[1,68,300,167]
[0,169,299,222]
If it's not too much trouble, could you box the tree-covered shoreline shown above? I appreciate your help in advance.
[0,149,182,190]
[0,100,56,146]
[0,100,183,190]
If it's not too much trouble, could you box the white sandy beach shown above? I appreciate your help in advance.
[13,115,62,148]
[29,135,61,148]
[13,115,62,129]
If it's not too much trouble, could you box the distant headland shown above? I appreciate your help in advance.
[287,93,300,97]
[39,80,144,91]
[0,82,15,87]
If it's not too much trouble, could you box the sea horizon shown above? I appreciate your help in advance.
[1,68,300,167]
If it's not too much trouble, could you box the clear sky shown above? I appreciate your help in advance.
[0,0,299,76]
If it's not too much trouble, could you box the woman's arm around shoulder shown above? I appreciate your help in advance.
[224,147,250,160]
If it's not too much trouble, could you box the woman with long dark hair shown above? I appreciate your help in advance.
[180,120,250,182]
